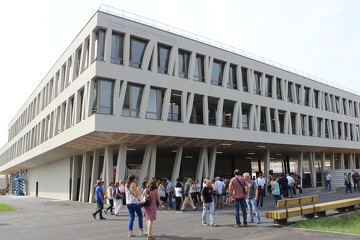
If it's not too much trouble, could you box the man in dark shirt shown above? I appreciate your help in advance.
[201,179,217,227]
[279,175,289,198]
[92,181,106,220]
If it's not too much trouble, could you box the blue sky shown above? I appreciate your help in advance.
[0,0,359,147]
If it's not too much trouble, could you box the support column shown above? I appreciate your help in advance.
[309,152,316,187]
[115,144,127,182]
[349,153,355,170]
[357,154,360,170]
[330,153,335,170]
[321,152,326,187]
[71,156,81,201]
[89,149,100,203]
[104,145,114,187]
[209,147,217,180]
[79,152,91,202]
[149,145,157,179]
[340,153,345,169]
[196,147,209,182]
[139,145,157,184]
[264,150,270,177]
[171,146,183,184]
[298,151,304,188]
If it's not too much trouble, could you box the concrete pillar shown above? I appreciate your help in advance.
[309,152,316,187]
[89,149,100,203]
[357,154,360,170]
[330,153,335,170]
[264,150,270,177]
[171,146,183,184]
[209,147,217,180]
[104,145,114,187]
[298,151,303,188]
[79,152,91,202]
[149,145,157,179]
[139,145,156,184]
[115,144,127,182]
[321,152,326,187]
[196,147,209,182]
[349,153,355,170]
[71,156,81,201]
[340,153,345,169]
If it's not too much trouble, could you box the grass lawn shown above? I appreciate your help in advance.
[0,203,16,212]
[293,211,360,235]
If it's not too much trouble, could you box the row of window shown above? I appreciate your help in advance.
[8,25,360,144]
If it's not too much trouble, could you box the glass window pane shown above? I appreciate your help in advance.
[130,38,147,68]
[111,32,124,64]
[158,45,171,74]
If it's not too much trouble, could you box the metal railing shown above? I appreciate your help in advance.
[98,4,360,96]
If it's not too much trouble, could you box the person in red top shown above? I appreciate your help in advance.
[229,169,248,227]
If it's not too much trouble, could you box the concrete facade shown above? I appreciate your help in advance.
[0,6,360,200]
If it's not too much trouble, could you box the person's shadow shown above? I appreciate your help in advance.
[155,235,220,240]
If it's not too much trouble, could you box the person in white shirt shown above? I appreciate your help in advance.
[286,174,294,198]
[214,177,225,209]
[256,174,266,207]
[325,172,332,190]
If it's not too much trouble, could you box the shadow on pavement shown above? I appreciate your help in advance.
[156,235,220,240]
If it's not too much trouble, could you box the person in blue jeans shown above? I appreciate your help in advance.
[165,178,174,209]
[201,179,217,227]
[243,173,261,224]
[92,181,106,220]
[125,175,146,237]
[229,169,248,227]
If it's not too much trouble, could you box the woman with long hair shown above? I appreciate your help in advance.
[104,182,114,215]
[113,181,122,216]
[142,179,163,240]
[125,175,146,237]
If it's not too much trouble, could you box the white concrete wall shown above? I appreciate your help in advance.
[27,157,71,200]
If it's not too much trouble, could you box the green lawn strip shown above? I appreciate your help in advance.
[293,211,360,235]
[0,203,16,212]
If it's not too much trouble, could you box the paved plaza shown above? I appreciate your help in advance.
[1,187,360,240]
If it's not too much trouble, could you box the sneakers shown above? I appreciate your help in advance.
[128,233,136,237]
[193,207,198,211]
[139,230,147,236]
[92,213,96,219]
[202,223,209,226]
[234,224,241,228]
[210,223,218,227]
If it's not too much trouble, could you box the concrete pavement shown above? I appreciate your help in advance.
[0,187,359,240]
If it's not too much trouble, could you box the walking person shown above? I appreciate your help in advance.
[214,177,225,209]
[279,174,289,198]
[271,176,281,205]
[165,178,174,209]
[125,175,146,237]
[346,172,353,193]
[114,181,123,216]
[142,179,163,240]
[255,174,265,208]
[181,178,197,211]
[175,178,183,213]
[229,169,248,227]
[157,180,166,208]
[352,172,359,192]
[244,173,261,224]
[201,179,217,227]
[325,172,332,190]
[104,182,114,215]
[92,181,106,220]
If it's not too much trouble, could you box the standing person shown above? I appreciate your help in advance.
[157,180,166,207]
[119,179,126,207]
[191,180,199,206]
[267,175,273,196]
[165,178,174,210]
[181,178,197,211]
[224,179,231,207]
[114,181,122,216]
[194,180,201,205]
[142,179,163,240]
[92,179,101,202]
[125,175,146,237]
[255,174,265,208]
[201,179,217,227]
[286,174,294,198]
[352,172,359,192]
[214,177,225,209]
[104,182,114,215]
[271,176,281,205]
[92,181,106,220]
[279,174,289,198]
[229,169,247,227]
[346,172,353,193]
[244,172,261,224]
[325,172,332,190]
[174,178,183,213]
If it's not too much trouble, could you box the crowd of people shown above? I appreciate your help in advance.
[91,171,304,239]
[344,171,360,193]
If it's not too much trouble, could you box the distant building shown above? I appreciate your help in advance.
[0,6,359,200]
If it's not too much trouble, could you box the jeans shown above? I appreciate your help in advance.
[202,201,215,225]
[168,193,174,209]
[175,197,182,211]
[273,195,281,205]
[246,198,260,223]
[281,186,289,198]
[234,198,247,225]
[106,199,113,212]
[126,203,143,231]
[325,180,331,189]
[93,202,104,218]
[257,188,265,207]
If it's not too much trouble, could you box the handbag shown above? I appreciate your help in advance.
[115,193,122,200]
[138,189,151,207]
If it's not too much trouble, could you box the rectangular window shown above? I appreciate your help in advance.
[253,71,262,95]
[168,91,182,121]
[342,99,347,115]
[222,100,235,127]
[77,88,84,123]
[111,31,124,65]
[265,75,272,97]
[129,37,148,68]
[287,81,294,103]
[83,37,90,70]
[317,118,323,137]
[60,64,66,92]
[190,94,204,124]
[241,67,249,92]
[146,88,164,120]
[314,90,320,109]
[309,116,314,136]
[122,84,144,117]
[300,114,306,136]
[208,97,218,125]
[94,28,106,61]
[276,78,283,100]
[295,84,301,104]
[158,44,171,74]
[241,103,251,130]
[211,60,224,86]
[349,100,354,116]
[270,108,276,133]
[194,54,205,82]
[304,87,310,106]
[227,64,238,90]
[260,107,267,131]
[74,46,82,79]
[278,110,285,133]
[178,50,190,78]
[92,79,114,115]
[335,96,341,113]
